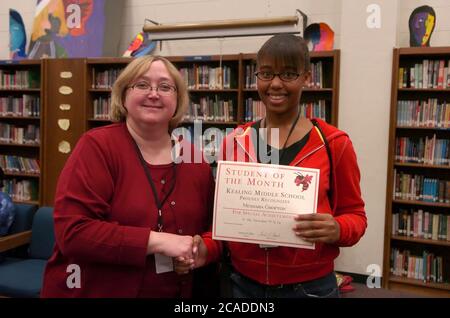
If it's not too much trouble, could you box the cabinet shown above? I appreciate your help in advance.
[41,59,86,206]
[383,47,450,297]
[0,60,42,205]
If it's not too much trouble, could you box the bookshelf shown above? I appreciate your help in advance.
[86,57,131,130]
[0,59,42,205]
[170,55,241,165]
[5,51,340,206]
[383,47,450,297]
[84,52,340,144]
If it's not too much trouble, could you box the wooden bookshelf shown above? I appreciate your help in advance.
[85,57,131,130]
[391,235,450,247]
[85,55,243,167]
[169,54,240,130]
[5,52,340,208]
[388,275,450,297]
[383,47,450,297]
[0,59,42,204]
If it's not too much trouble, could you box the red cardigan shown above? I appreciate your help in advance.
[203,118,367,285]
[41,123,214,298]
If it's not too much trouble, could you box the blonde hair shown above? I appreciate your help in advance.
[110,55,189,132]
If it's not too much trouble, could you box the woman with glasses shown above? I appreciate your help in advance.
[176,34,367,298]
[42,56,216,297]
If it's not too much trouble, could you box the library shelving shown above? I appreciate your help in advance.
[6,51,340,207]
[383,47,450,297]
[0,59,42,205]
[170,54,241,164]
[86,57,131,130]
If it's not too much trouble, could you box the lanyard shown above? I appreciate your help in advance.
[132,139,177,232]
[260,110,301,164]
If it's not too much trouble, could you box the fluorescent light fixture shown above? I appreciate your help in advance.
[143,15,302,41]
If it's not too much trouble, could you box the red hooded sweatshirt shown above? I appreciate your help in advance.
[203,118,367,285]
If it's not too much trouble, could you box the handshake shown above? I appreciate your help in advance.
[172,234,207,275]
[147,231,208,274]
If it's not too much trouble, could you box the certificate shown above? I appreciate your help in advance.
[213,161,320,249]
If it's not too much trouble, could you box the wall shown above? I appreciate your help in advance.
[120,0,342,56]
[334,0,399,276]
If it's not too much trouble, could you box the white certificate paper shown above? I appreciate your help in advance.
[213,161,320,249]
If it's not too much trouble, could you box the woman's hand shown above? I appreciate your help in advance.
[293,213,340,244]
[174,235,208,275]
[147,231,194,259]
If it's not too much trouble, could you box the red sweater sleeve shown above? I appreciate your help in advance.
[54,134,150,267]
[332,137,367,247]
[202,169,223,264]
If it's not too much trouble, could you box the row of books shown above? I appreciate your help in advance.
[393,170,450,203]
[184,98,235,122]
[0,69,40,89]
[390,248,445,283]
[244,98,265,121]
[179,65,234,89]
[0,155,40,175]
[0,95,40,117]
[392,208,450,241]
[244,63,257,89]
[3,178,39,201]
[307,61,324,89]
[0,123,40,145]
[396,99,450,128]
[395,136,449,165]
[93,96,111,119]
[92,67,123,89]
[299,101,327,121]
[398,59,450,89]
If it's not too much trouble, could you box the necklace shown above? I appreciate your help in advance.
[260,110,301,163]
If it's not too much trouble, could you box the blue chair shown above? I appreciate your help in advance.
[0,204,37,260]
[0,206,54,297]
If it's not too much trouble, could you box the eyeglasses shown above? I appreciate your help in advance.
[129,81,177,96]
[254,71,301,82]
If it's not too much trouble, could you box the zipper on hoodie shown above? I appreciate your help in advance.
[291,144,325,166]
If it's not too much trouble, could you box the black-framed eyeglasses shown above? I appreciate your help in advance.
[254,71,301,82]
[129,81,177,96]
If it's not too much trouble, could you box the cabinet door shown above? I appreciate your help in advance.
[42,59,86,206]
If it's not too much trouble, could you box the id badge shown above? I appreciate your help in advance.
[155,253,174,274]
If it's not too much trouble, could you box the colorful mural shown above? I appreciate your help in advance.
[28,0,106,58]
[304,23,334,52]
